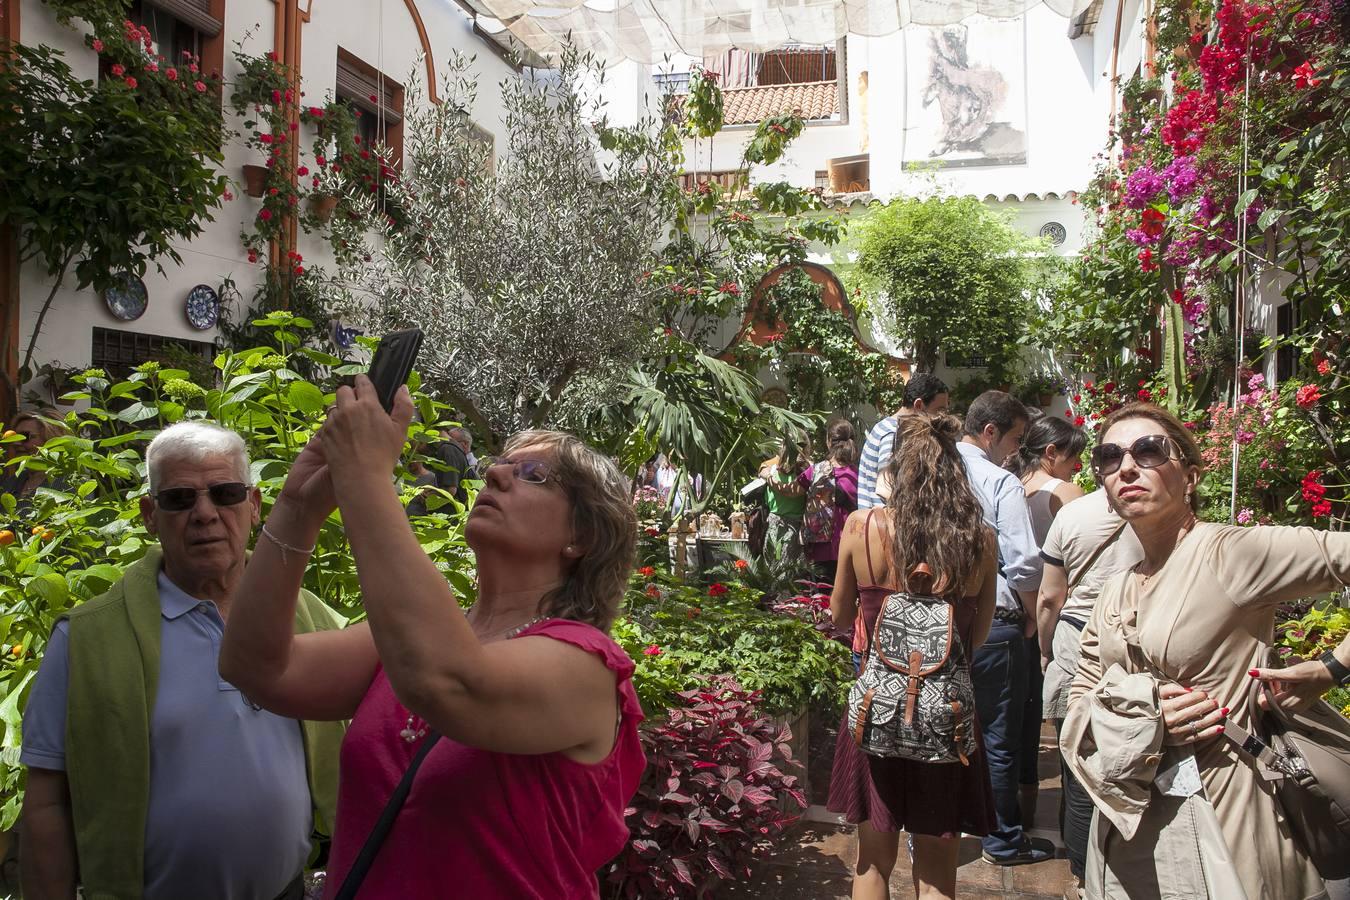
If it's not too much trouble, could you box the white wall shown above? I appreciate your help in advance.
[15,0,517,393]
[624,6,1129,256]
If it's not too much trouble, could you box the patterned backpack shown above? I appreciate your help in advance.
[801,461,838,545]
[847,562,977,764]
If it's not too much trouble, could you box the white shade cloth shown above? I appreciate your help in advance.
[468,0,1097,63]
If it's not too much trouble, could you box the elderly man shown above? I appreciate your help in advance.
[19,422,345,900]
[429,426,475,503]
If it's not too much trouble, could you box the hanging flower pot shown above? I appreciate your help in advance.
[241,164,269,198]
[309,193,339,222]
[1038,393,1054,408]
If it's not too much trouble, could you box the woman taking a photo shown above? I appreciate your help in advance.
[1068,402,1350,899]
[827,414,998,900]
[221,377,645,898]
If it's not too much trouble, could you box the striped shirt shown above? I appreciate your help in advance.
[857,415,899,509]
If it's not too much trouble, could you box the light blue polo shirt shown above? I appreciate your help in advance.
[21,573,313,900]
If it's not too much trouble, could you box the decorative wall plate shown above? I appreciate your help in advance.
[185,283,220,330]
[103,272,149,321]
[1039,221,1068,246]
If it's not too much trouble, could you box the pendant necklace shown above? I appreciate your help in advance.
[399,615,547,743]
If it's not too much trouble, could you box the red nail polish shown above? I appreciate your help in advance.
[1221,707,1230,716]
[1217,725,1225,733]
[1184,686,1193,692]
[1248,669,1260,677]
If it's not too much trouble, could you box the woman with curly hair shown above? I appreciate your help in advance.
[828,413,998,900]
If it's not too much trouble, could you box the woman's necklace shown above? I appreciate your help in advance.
[399,615,547,743]
[1136,516,1198,587]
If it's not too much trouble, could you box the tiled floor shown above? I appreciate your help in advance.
[726,719,1078,898]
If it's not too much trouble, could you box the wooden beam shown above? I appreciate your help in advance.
[1,0,21,421]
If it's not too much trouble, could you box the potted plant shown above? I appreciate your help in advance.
[1019,370,1061,407]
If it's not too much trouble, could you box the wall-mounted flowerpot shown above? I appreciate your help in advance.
[1038,393,1054,408]
[309,194,339,222]
[242,164,269,198]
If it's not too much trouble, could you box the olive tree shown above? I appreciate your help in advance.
[328,48,679,449]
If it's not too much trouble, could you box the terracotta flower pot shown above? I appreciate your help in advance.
[242,164,269,198]
[1039,393,1054,407]
[309,194,339,222]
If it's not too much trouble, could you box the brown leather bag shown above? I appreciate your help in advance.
[1224,656,1350,886]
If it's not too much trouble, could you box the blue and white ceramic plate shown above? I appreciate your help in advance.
[185,283,219,330]
[104,272,148,321]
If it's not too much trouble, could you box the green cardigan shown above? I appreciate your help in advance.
[62,548,347,900]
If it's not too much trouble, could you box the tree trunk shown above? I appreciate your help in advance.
[20,252,75,388]
[915,341,938,374]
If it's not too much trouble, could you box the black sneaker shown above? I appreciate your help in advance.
[981,839,1053,866]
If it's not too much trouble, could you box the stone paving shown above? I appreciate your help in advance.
[725,719,1077,899]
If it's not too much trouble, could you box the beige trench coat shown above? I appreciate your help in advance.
[1062,664,1247,899]
[1069,522,1350,900]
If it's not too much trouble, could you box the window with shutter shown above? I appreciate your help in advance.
[125,0,225,101]
[335,48,405,168]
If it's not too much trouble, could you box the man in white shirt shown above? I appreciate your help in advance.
[956,391,1048,866]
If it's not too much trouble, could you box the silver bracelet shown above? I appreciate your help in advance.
[260,522,316,566]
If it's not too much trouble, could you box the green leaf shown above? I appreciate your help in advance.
[288,381,326,415]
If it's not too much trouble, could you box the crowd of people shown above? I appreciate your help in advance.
[824,384,1350,900]
[5,371,1350,900]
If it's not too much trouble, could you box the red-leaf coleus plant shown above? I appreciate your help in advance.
[606,675,806,898]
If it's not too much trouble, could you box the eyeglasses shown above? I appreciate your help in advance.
[153,482,251,512]
[1090,435,1178,476]
[474,457,561,486]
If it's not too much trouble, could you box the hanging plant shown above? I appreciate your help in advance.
[229,46,303,271]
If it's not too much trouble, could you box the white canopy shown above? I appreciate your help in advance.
[462,0,1098,63]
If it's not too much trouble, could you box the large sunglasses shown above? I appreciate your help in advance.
[1090,434,1178,476]
[153,482,251,512]
[474,457,561,486]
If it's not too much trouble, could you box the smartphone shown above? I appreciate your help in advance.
[365,328,423,412]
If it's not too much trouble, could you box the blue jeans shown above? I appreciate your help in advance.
[972,621,1030,858]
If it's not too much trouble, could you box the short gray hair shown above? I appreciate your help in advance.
[447,427,472,447]
[146,422,251,492]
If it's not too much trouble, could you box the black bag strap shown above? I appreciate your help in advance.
[334,731,442,899]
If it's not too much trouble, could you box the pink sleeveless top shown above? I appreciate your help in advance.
[323,619,646,899]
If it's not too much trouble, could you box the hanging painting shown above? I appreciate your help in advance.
[902,17,1029,169]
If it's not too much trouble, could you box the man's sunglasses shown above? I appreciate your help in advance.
[1090,434,1178,476]
[474,457,560,486]
[153,482,251,512]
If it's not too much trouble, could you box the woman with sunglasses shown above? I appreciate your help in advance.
[1067,403,1350,899]
[220,377,646,899]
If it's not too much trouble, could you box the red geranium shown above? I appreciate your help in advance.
[708,583,728,597]
[637,566,655,577]
[124,77,137,89]
[1295,384,1321,409]
[642,644,662,656]
[1293,61,1322,89]
[110,63,125,77]
[734,559,749,570]
[1317,360,1332,376]
[1140,208,1166,239]
[1138,248,1158,273]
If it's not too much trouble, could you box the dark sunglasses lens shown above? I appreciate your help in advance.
[209,483,249,506]
[1091,445,1124,474]
[157,488,199,511]
[1133,437,1172,468]
[517,461,550,484]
